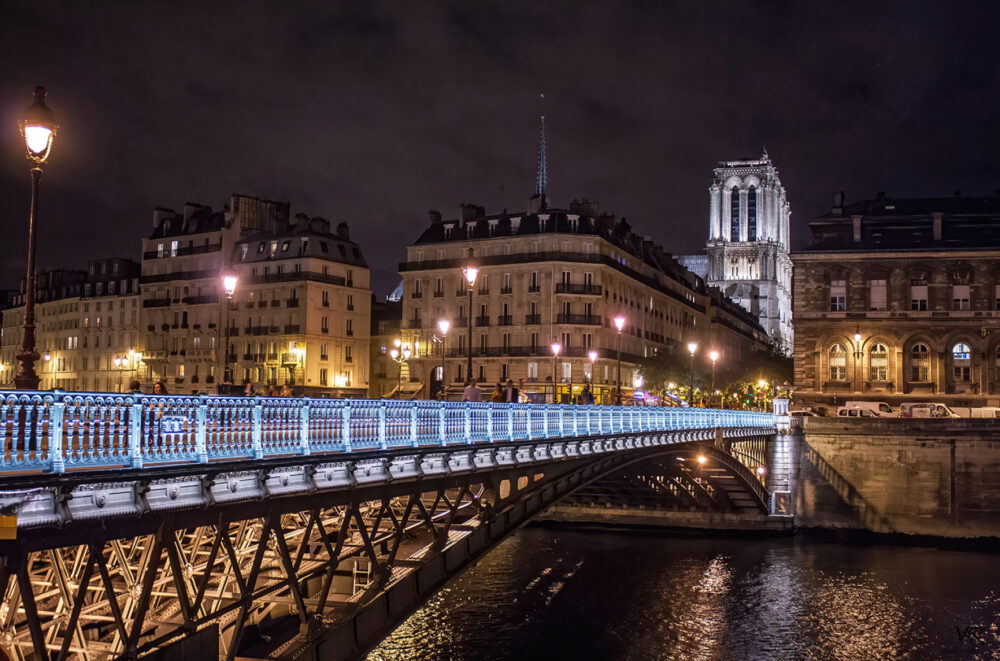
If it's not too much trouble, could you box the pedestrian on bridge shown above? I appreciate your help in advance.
[491,383,505,402]
[504,379,519,403]
[462,379,482,402]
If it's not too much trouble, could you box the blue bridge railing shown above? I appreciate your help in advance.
[0,391,775,475]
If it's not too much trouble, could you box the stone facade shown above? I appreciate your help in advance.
[0,259,141,392]
[680,153,793,354]
[792,193,1000,408]
[399,199,772,403]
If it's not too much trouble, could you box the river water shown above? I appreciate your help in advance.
[368,528,1000,660]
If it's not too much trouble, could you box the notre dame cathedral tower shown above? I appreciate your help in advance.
[681,152,793,354]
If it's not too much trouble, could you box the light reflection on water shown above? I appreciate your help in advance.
[367,529,1000,661]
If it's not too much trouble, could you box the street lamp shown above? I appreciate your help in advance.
[285,344,305,386]
[462,265,478,384]
[687,342,698,406]
[437,318,450,400]
[221,273,238,390]
[550,341,561,403]
[15,87,59,391]
[709,350,719,407]
[613,315,626,404]
[390,342,412,399]
[853,327,863,393]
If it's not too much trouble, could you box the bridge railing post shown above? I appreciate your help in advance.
[378,401,388,450]
[410,403,419,448]
[464,405,472,444]
[252,398,264,460]
[300,400,311,456]
[195,395,208,463]
[543,404,550,438]
[558,404,565,438]
[49,393,65,474]
[486,403,494,441]
[342,402,352,452]
[129,397,144,469]
[508,405,514,442]
[439,402,447,446]
[525,406,532,440]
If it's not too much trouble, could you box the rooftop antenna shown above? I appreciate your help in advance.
[536,93,548,208]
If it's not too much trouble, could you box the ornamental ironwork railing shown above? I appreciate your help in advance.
[0,390,773,475]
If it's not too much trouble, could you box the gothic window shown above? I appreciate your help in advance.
[829,344,847,381]
[869,344,889,382]
[952,343,971,381]
[911,344,930,382]
[747,186,757,241]
[730,186,740,241]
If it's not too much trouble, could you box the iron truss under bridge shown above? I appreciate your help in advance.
[0,392,777,660]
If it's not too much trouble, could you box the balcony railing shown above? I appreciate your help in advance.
[475,316,490,327]
[0,391,775,475]
[528,285,541,293]
[406,319,423,329]
[555,283,602,295]
[497,315,513,326]
[500,287,512,295]
[410,292,422,299]
[525,314,541,325]
[556,313,602,325]
[284,325,301,334]
[286,298,299,308]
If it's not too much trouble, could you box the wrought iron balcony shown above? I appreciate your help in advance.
[475,316,490,327]
[497,315,513,326]
[555,283,602,295]
[556,313,602,325]
[525,314,541,325]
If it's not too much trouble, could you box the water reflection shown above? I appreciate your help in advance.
[368,530,1000,660]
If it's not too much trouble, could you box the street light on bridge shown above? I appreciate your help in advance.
[15,86,59,390]
[437,318,451,399]
[687,342,698,407]
[221,274,238,389]
[550,341,561,403]
[462,265,478,385]
[709,349,719,406]
[613,315,626,404]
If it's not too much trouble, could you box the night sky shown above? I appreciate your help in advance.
[1,2,998,296]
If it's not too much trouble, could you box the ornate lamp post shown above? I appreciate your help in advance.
[221,274,238,389]
[587,349,598,403]
[462,265,478,384]
[709,349,719,407]
[15,87,58,390]
[284,344,305,386]
[687,341,698,407]
[613,315,626,404]
[113,355,127,392]
[437,318,450,399]
[389,342,411,399]
[550,341,561,403]
[853,327,863,393]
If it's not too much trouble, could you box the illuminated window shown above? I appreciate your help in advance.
[747,185,757,241]
[952,343,971,381]
[911,344,930,382]
[829,344,847,381]
[869,344,888,381]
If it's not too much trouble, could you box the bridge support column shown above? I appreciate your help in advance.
[195,396,208,463]
[300,401,311,455]
[129,398,144,469]
[252,400,263,459]
[50,396,65,474]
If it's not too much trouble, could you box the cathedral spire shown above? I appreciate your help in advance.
[536,94,548,208]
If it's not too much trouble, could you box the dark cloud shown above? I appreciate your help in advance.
[0,1,998,296]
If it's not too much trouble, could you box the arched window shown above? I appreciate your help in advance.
[869,343,889,381]
[952,343,971,381]
[829,344,847,381]
[911,344,930,382]
[747,185,757,241]
[730,186,740,241]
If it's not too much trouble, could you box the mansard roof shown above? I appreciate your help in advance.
[149,205,226,239]
[806,193,1000,251]
[411,201,698,289]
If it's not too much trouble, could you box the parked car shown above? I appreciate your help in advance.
[843,400,898,417]
[789,410,819,417]
[899,402,960,418]
[836,407,882,418]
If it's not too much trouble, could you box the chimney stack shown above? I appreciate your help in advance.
[336,221,351,240]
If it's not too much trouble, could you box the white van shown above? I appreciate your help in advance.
[836,407,881,418]
[899,402,960,418]
[843,401,897,417]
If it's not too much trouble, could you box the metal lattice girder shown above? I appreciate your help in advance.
[0,429,776,660]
